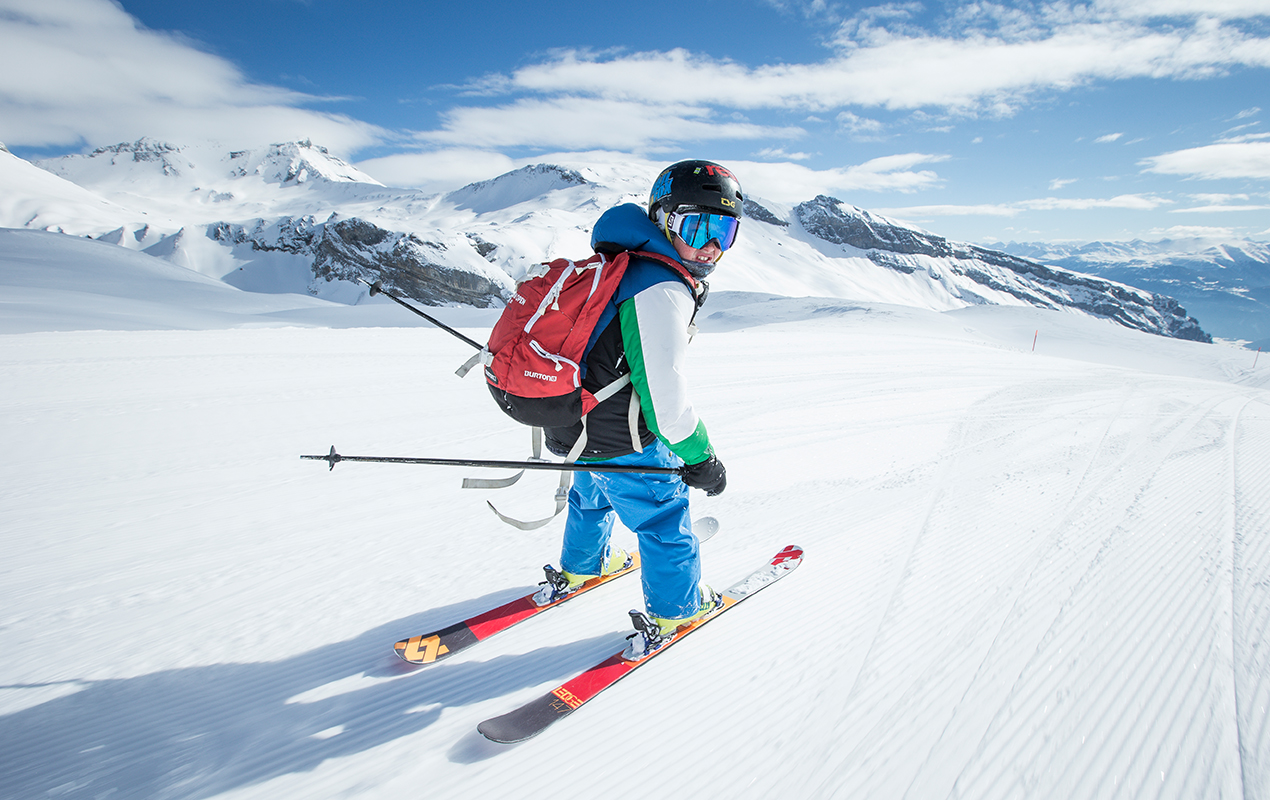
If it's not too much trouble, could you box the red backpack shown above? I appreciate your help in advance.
[477,250,695,429]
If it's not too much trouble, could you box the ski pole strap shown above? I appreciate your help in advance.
[463,427,569,529]
[463,427,548,490]
[461,468,526,491]
[477,371,625,529]
[485,473,570,530]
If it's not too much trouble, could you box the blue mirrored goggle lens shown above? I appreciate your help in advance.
[673,212,740,251]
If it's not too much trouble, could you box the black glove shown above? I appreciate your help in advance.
[681,455,726,496]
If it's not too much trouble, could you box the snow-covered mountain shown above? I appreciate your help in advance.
[4,139,1213,341]
[0,145,142,234]
[38,137,385,194]
[995,238,1270,346]
[789,197,1207,342]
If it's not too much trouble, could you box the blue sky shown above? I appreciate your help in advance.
[1,0,1268,244]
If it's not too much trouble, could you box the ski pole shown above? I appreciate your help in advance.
[301,446,684,475]
[359,278,484,350]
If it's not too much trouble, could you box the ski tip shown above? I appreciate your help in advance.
[477,696,562,744]
[477,719,530,744]
[393,638,424,664]
[772,544,804,566]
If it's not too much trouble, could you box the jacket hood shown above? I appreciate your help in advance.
[590,203,682,265]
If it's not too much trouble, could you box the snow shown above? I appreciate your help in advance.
[1,225,1269,800]
[0,148,142,235]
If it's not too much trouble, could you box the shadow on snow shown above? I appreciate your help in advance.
[0,590,625,799]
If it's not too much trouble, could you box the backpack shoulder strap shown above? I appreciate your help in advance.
[626,250,699,291]
[624,250,707,318]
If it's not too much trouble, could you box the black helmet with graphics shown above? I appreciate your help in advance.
[647,160,744,220]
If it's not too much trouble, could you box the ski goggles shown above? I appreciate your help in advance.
[667,209,741,252]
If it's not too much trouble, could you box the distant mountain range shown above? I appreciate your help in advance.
[0,137,1236,344]
[991,239,1270,346]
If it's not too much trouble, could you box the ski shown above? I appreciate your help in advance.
[392,517,718,665]
[477,543,804,743]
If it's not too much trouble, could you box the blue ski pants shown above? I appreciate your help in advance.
[560,440,701,619]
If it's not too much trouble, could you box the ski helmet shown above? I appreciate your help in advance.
[647,160,744,221]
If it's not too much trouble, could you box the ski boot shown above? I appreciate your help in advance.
[532,545,633,606]
[622,584,722,660]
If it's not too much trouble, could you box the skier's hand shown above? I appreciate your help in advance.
[681,455,726,496]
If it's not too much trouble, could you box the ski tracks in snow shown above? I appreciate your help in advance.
[4,321,1269,800]
[792,372,1269,799]
[1232,398,1270,800]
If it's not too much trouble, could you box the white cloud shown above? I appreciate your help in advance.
[0,0,383,153]
[735,153,950,201]
[1218,132,1270,143]
[837,111,887,139]
[1171,204,1270,212]
[1095,133,1125,143]
[491,11,1270,122]
[355,149,517,193]
[1141,142,1270,179]
[351,148,944,199]
[878,193,1171,217]
[1093,0,1270,20]
[882,203,1025,217]
[753,148,815,161]
[1049,178,1079,189]
[1186,192,1251,202]
[1018,195,1170,210]
[6,0,1270,189]
[1149,224,1240,239]
[416,96,802,150]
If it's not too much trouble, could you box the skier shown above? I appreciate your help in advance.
[533,160,742,650]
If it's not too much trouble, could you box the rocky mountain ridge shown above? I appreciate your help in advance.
[775,196,1208,342]
[994,238,1270,344]
[210,215,508,306]
[3,139,1216,342]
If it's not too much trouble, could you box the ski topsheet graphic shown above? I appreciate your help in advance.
[393,517,719,665]
[478,544,804,743]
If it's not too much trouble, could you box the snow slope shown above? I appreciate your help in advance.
[1,233,1268,799]
[0,147,142,235]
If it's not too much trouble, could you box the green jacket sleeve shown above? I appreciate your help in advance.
[618,281,713,464]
